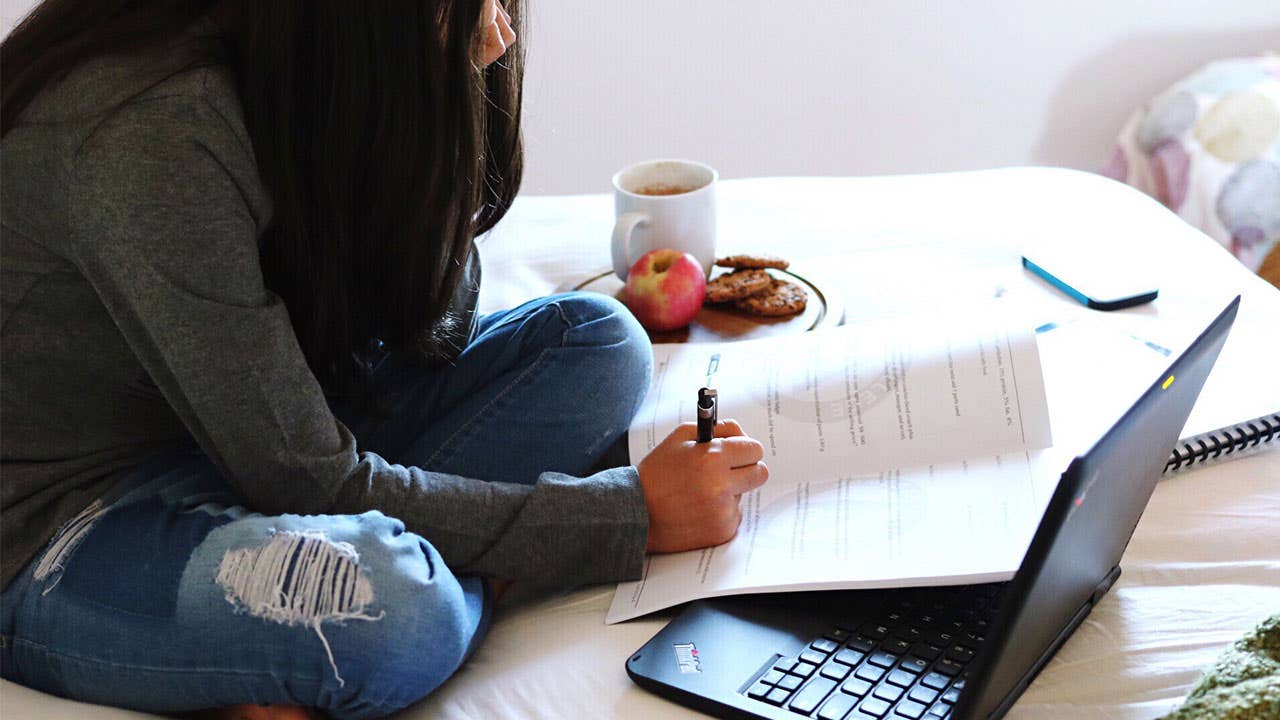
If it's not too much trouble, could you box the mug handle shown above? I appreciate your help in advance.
[612,211,649,280]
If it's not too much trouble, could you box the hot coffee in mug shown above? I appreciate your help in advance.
[612,160,717,281]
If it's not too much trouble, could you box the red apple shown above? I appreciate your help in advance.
[624,249,707,331]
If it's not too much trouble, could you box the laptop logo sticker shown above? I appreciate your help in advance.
[1071,470,1102,516]
[673,642,702,673]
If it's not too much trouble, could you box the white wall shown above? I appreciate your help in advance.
[520,1,1279,194]
[0,0,29,34]
[6,1,1276,196]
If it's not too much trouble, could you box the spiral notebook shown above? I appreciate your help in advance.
[1164,411,1280,474]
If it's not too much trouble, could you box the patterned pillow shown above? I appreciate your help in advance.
[1103,54,1280,286]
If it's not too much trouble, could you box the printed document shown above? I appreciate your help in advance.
[608,314,1055,623]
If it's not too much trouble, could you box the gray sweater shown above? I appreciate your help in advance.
[0,34,648,591]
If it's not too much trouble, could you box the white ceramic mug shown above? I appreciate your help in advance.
[612,159,718,280]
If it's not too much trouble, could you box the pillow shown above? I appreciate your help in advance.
[1103,54,1280,288]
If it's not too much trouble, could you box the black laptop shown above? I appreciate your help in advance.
[627,296,1240,720]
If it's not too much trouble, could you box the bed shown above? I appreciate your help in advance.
[4,168,1278,719]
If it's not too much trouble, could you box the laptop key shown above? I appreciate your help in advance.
[899,656,930,675]
[765,687,792,706]
[849,635,877,653]
[920,672,950,690]
[896,627,924,644]
[795,661,819,678]
[818,692,858,720]
[812,638,840,654]
[834,648,866,666]
[912,645,942,661]
[941,687,960,704]
[884,638,912,655]
[926,631,954,647]
[933,659,964,677]
[855,664,886,683]
[894,699,927,719]
[789,677,837,715]
[868,651,897,668]
[907,686,939,705]
[775,658,799,674]
[886,669,917,688]
[778,674,803,691]
[925,702,950,718]
[873,683,903,703]
[842,677,873,697]
[761,669,785,685]
[946,645,974,663]
[747,681,773,700]
[825,628,852,644]
[860,624,890,640]
[857,697,892,717]
[821,662,852,681]
[802,649,830,665]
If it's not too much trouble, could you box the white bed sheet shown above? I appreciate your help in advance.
[5,168,1278,719]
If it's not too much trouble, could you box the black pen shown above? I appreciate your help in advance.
[697,387,717,443]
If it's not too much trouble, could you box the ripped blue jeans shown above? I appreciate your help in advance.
[0,292,652,719]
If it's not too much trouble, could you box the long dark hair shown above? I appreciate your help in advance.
[2,0,524,390]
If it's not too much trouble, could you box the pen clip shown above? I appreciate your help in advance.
[698,387,718,423]
[696,388,716,444]
[701,386,721,409]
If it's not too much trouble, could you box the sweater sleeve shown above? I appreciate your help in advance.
[66,87,648,586]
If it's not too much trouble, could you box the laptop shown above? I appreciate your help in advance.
[627,296,1240,720]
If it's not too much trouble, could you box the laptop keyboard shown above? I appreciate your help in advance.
[741,584,1003,719]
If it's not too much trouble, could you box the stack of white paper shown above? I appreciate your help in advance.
[609,314,1059,624]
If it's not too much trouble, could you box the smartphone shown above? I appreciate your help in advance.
[1022,253,1158,311]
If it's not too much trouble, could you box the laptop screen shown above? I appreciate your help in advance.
[955,297,1238,719]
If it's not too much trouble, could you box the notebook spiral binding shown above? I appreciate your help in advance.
[1164,412,1280,474]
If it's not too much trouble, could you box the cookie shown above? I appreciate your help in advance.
[715,254,790,271]
[733,279,808,316]
[705,269,774,303]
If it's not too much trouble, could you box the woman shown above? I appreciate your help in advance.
[0,2,769,718]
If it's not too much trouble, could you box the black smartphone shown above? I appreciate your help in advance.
[1022,253,1158,311]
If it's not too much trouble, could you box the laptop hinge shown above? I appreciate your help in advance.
[1090,566,1122,605]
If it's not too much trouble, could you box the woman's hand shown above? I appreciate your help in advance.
[476,0,516,68]
[637,419,769,553]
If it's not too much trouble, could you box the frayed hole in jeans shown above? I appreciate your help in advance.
[33,499,109,595]
[215,530,384,686]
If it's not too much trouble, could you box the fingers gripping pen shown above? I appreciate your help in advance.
[697,387,718,443]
